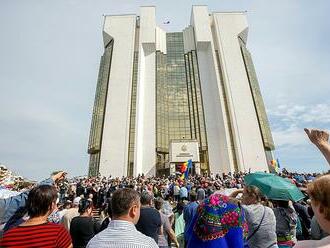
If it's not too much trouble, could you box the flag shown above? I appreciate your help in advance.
[270,159,279,173]
[180,162,187,173]
[187,159,192,169]
[276,158,281,168]
[180,161,188,179]
[180,159,192,180]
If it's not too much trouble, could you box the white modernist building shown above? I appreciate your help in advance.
[87,6,275,177]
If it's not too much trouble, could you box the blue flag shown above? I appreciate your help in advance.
[276,158,281,168]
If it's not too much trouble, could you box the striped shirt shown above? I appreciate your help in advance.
[86,220,158,248]
[0,222,72,248]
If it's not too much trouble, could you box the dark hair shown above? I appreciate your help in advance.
[26,185,58,218]
[78,199,93,214]
[176,201,185,215]
[276,200,289,208]
[140,191,153,205]
[154,197,163,210]
[111,188,140,217]
[63,201,72,209]
[190,191,197,202]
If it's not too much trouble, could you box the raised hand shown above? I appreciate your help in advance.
[304,128,329,146]
[51,171,66,183]
[304,128,330,166]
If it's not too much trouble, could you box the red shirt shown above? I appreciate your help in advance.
[1,222,72,248]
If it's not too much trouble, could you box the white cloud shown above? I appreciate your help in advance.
[269,103,330,173]
[269,102,330,126]
[272,125,307,147]
[267,101,330,147]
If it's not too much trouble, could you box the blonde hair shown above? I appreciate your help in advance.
[244,185,263,203]
[308,174,330,221]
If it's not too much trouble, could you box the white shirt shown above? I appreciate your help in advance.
[294,236,330,248]
[87,220,158,248]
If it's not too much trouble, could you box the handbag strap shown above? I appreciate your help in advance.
[246,206,266,241]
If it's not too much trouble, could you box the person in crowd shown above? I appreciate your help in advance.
[86,188,158,248]
[295,174,330,247]
[100,201,112,232]
[161,194,175,227]
[70,199,101,248]
[2,206,29,232]
[59,200,73,220]
[179,184,188,201]
[154,197,179,247]
[59,181,68,204]
[311,215,329,240]
[136,191,161,243]
[61,196,81,230]
[162,194,174,220]
[76,180,85,197]
[230,186,278,248]
[86,184,98,207]
[174,201,185,247]
[293,201,312,240]
[183,191,199,243]
[97,185,106,208]
[0,171,66,225]
[88,193,94,203]
[197,187,206,202]
[47,203,62,224]
[173,182,180,202]
[185,193,248,248]
[273,200,298,247]
[0,185,72,248]
[153,184,159,197]
[2,128,329,247]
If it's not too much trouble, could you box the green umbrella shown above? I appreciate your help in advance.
[244,172,305,202]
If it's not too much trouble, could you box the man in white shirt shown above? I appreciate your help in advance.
[87,188,158,248]
[61,196,80,230]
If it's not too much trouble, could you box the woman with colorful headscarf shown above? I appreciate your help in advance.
[185,193,248,248]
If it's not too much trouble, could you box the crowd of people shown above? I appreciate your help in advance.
[0,128,330,248]
[0,165,34,193]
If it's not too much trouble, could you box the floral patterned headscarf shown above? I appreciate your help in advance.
[186,193,248,248]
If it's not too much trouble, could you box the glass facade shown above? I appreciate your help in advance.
[88,40,113,177]
[184,51,209,171]
[166,33,191,142]
[127,51,139,176]
[88,10,275,177]
[156,51,168,152]
[156,32,209,173]
[239,39,275,153]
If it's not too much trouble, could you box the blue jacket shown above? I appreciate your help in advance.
[183,201,198,241]
[0,178,54,224]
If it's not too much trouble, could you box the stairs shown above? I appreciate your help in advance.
[92,208,100,221]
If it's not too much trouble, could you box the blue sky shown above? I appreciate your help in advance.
[0,0,329,180]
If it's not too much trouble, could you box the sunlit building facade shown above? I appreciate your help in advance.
[87,6,275,177]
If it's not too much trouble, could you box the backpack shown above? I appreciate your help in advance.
[277,208,297,238]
